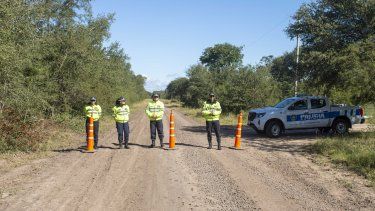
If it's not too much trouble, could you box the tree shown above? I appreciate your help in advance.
[165,77,189,101]
[286,0,375,104]
[270,52,297,97]
[199,43,244,72]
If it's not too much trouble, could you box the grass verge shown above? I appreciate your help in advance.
[365,104,375,124]
[312,131,375,185]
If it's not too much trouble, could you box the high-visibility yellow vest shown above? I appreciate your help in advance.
[84,105,102,121]
[112,105,130,123]
[202,101,222,121]
[145,100,164,121]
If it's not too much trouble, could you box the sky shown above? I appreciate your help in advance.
[91,0,311,92]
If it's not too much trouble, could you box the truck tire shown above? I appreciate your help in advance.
[265,120,282,138]
[332,119,349,135]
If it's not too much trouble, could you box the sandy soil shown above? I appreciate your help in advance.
[0,108,374,210]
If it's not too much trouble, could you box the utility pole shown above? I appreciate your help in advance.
[295,34,300,97]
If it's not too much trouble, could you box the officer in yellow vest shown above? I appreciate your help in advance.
[202,93,222,150]
[145,93,164,148]
[112,97,130,149]
[84,97,102,149]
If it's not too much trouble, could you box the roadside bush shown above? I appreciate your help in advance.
[0,109,47,152]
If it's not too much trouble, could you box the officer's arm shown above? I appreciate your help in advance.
[127,106,130,114]
[112,107,116,118]
[202,103,210,116]
[98,106,102,117]
[156,103,164,118]
[83,107,88,118]
[213,103,222,115]
[145,104,152,117]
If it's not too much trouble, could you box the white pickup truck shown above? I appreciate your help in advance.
[247,96,365,138]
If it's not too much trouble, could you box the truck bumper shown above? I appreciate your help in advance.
[248,120,265,131]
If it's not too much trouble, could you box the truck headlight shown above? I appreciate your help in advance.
[256,113,266,118]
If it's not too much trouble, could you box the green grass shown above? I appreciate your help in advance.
[312,131,375,185]
[364,104,375,124]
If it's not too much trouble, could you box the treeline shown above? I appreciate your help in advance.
[166,45,282,113]
[0,0,148,151]
[166,0,374,112]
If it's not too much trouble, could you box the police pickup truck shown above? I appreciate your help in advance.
[247,96,365,138]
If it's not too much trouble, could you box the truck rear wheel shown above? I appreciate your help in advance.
[265,120,282,138]
[332,119,349,135]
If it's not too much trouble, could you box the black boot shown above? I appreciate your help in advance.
[119,142,123,149]
[124,141,129,149]
[149,140,155,148]
[160,139,164,148]
[207,140,212,149]
[217,141,222,150]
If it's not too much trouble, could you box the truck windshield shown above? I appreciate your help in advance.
[274,98,296,108]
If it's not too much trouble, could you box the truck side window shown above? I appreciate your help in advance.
[311,99,326,109]
[288,100,307,110]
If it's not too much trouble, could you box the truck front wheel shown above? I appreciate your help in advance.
[332,119,349,135]
[265,120,282,138]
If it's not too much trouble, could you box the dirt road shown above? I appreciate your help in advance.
[1,107,374,210]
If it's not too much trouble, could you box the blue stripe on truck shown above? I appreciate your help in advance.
[287,111,340,122]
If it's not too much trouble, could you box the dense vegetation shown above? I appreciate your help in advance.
[0,0,148,152]
[166,0,374,112]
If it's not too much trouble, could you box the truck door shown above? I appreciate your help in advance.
[305,98,330,128]
[285,99,308,129]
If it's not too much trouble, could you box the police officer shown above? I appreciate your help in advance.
[202,93,222,150]
[112,96,130,149]
[84,97,102,149]
[145,93,164,148]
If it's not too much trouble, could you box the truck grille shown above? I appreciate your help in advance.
[248,112,256,121]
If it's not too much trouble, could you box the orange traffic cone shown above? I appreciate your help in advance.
[87,117,95,152]
[234,112,243,149]
[169,110,176,149]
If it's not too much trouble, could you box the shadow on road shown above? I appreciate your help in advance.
[176,142,207,149]
[53,146,86,153]
[54,144,120,152]
[181,125,323,155]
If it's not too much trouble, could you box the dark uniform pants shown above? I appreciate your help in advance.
[116,122,130,145]
[150,120,164,144]
[206,120,221,145]
[86,118,99,147]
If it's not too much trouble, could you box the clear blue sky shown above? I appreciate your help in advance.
[91,0,311,91]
